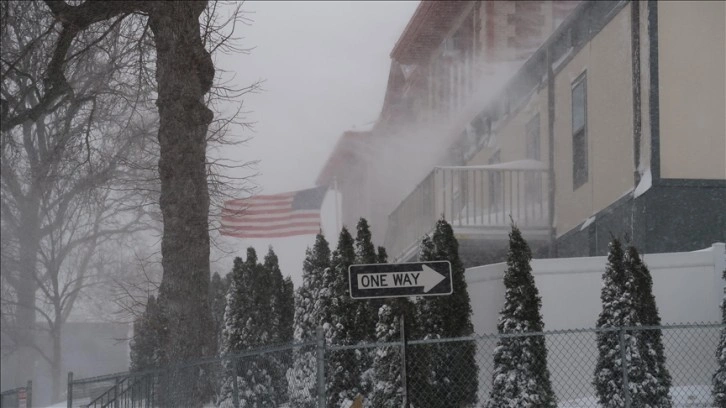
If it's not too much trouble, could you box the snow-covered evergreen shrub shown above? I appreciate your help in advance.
[218,249,280,407]
[353,218,378,341]
[369,304,403,408]
[376,246,388,264]
[210,272,231,352]
[353,218,383,397]
[130,295,167,372]
[486,224,556,408]
[626,245,672,407]
[713,269,726,407]
[263,247,294,402]
[289,234,330,408]
[593,239,649,408]
[411,218,477,408]
[368,236,411,407]
[325,227,361,408]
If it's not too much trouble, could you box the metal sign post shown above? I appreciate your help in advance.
[400,313,408,408]
[348,261,453,407]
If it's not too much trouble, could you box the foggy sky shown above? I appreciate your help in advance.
[212,1,418,286]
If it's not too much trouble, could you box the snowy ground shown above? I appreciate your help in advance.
[44,384,714,408]
[560,385,714,408]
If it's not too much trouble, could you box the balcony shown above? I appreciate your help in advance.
[384,160,551,262]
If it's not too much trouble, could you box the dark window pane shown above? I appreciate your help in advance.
[572,73,588,189]
[572,79,586,132]
[526,114,541,160]
[526,114,542,205]
[489,151,501,210]
[573,128,588,189]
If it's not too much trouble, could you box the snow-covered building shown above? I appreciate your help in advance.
[318,0,725,265]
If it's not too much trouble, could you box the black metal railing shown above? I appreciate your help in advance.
[0,381,31,408]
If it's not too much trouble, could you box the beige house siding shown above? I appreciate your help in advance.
[463,89,550,228]
[658,1,726,180]
[466,88,549,167]
[554,4,634,236]
[553,47,593,236]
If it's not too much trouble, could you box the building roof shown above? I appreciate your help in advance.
[390,1,472,65]
[316,130,372,187]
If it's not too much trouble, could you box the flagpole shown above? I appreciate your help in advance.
[333,176,340,233]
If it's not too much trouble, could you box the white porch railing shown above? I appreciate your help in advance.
[384,160,550,261]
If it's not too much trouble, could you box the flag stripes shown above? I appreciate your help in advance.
[220,187,326,239]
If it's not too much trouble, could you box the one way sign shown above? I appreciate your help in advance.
[348,261,452,300]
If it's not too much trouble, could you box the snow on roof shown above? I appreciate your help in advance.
[580,215,596,231]
[633,168,652,198]
[436,159,548,171]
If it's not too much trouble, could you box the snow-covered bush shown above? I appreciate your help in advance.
[486,223,556,408]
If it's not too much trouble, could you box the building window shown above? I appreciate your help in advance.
[526,113,541,160]
[572,73,588,189]
[489,150,502,212]
[525,114,542,205]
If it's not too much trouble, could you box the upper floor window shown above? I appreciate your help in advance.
[489,150,502,211]
[572,72,588,189]
[525,114,542,205]
[526,113,541,160]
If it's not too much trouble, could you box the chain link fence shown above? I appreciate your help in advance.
[0,381,31,408]
[67,339,318,408]
[66,323,723,407]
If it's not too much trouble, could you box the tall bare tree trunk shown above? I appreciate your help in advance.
[148,2,215,400]
[4,3,220,401]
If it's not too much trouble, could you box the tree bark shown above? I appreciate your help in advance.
[4,3,217,400]
[147,0,215,380]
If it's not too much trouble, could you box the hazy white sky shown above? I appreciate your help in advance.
[212,1,418,286]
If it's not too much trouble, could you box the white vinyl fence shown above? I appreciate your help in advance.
[466,242,726,406]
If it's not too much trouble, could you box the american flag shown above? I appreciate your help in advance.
[220,186,328,239]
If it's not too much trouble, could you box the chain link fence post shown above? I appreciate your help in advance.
[149,371,155,408]
[316,327,326,408]
[400,314,408,408]
[619,328,630,408]
[67,371,73,408]
[231,357,240,408]
[114,376,120,408]
[25,380,31,408]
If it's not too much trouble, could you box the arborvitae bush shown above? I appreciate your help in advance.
[264,247,294,402]
[289,234,331,408]
[593,239,649,408]
[626,245,672,407]
[130,295,167,372]
[218,249,276,407]
[369,304,404,408]
[412,218,477,408]
[210,272,231,353]
[353,218,382,397]
[713,269,726,407]
[486,223,556,408]
[325,227,361,408]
